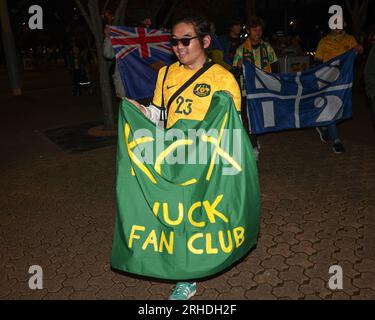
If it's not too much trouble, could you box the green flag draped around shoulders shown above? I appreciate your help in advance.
[111,91,260,280]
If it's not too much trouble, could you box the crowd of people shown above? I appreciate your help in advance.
[102,13,375,156]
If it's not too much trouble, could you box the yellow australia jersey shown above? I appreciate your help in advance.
[316,32,358,62]
[152,62,241,128]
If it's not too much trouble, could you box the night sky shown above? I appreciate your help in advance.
[1,0,375,63]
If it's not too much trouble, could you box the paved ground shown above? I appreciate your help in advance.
[1,66,374,300]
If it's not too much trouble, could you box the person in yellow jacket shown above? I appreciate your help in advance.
[126,15,241,300]
[314,21,363,154]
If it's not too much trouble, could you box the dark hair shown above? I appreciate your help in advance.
[246,16,265,29]
[172,15,211,46]
[227,17,242,30]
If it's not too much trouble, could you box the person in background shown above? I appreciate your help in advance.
[140,16,152,28]
[218,18,243,65]
[233,16,278,160]
[314,18,363,154]
[67,45,89,96]
[208,21,233,70]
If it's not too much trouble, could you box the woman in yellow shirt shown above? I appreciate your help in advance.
[129,17,241,129]
[126,15,241,300]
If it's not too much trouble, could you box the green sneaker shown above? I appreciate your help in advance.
[169,282,197,300]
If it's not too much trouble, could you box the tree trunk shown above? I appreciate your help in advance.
[96,43,115,130]
[161,0,179,28]
[75,0,115,131]
[113,0,129,25]
[89,0,115,130]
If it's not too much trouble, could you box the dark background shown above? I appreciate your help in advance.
[1,0,374,64]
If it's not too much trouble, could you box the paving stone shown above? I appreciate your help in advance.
[262,224,282,237]
[18,288,49,300]
[258,234,277,249]
[329,291,351,300]
[148,294,166,300]
[251,245,271,260]
[44,274,67,293]
[42,286,73,300]
[267,215,287,227]
[245,284,276,300]
[95,283,125,299]
[279,265,309,284]
[303,294,322,300]
[335,261,361,280]
[355,259,375,273]
[123,282,151,299]
[332,247,361,263]
[341,278,361,296]
[274,232,299,245]
[69,286,100,300]
[286,253,314,269]
[279,223,303,235]
[291,241,317,256]
[352,289,375,300]
[339,216,363,229]
[253,269,282,287]
[272,281,304,299]
[355,245,375,259]
[201,276,231,293]
[63,272,92,290]
[308,250,334,265]
[299,278,331,296]
[111,273,140,287]
[295,231,321,244]
[148,283,172,298]
[312,239,337,251]
[353,273,375,290]
[337,227,361,239]
[199,288,219,300]
[228,271,257,290]
[87,273,114,290]
[80,263,107,277]
[217,286,246,300]
[75,253,97,266]
[267,243,294,258]
[261,255,289,272]
[58,260,84,278]
[237,257,264,275]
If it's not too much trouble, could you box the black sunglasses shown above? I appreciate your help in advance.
[171,36,199,46]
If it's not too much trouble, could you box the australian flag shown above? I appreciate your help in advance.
[244,49,356,134]
[110,26,174,100]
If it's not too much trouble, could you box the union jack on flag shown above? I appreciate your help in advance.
[110,26,174,100]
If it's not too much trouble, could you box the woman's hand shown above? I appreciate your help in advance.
[126,98,148,116]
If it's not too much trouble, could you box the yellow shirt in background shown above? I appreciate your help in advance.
[315,32,357,62]
[152,62,241,128]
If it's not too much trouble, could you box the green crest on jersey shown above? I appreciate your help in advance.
[193,83,211,97]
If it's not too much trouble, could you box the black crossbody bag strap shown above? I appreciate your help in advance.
[161,61,215,126]
[159,65,170,122]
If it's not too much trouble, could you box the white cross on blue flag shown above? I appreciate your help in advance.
[244,49,355,134]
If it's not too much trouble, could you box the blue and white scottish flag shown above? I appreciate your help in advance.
[244,49,355,134]
[110,26,174,100]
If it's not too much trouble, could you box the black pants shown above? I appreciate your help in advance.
[240,101,258,149]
